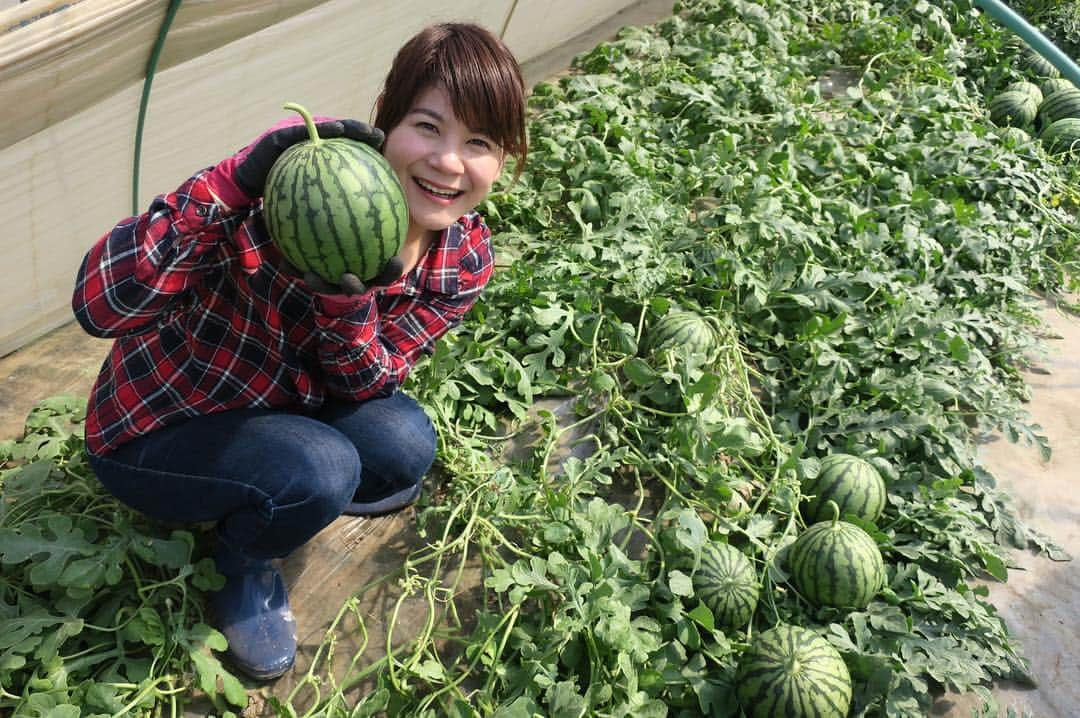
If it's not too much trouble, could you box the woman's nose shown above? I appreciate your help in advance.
[429,145,465,175]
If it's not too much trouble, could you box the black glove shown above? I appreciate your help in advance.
[286,256,407,297]
[233,119,384,199]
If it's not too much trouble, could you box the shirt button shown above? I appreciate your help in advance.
[195,205,209,217]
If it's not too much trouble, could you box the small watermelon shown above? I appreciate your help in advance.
[693,542,759,629]
[264,102,409,284]
[647,309,724,363]
[998,127,1032,148]
[789,503,886,609]
[736,624,852,718]
[801,454,887,524]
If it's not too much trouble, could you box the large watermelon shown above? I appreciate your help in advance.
[263,102,409,284]
[693,542,759,629]
[789,505,886,609]
[736,624,852,718]
[647,309,724,363]
[800,454,887,524]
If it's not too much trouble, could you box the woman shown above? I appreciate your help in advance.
[71,22,528,680]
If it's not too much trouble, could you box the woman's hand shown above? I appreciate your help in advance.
[233,119,384,199]
[283,256,406,297]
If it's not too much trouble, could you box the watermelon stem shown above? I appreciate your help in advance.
[283,102,321,146]
[825,500,840,524]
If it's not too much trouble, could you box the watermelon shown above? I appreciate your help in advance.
[1004,80,1043,105]
[998,126,1032,148]
[789,503,886,609]
[988,90,1038,127]
[1021,47,1060,79]
[1041,78,1075,98]
[1041,117,1080,154]
[647,309,724,363]
[801,454,887,524]
[1038,87,1080,126]
[736,624,852,718]
[263,102,409,284]
[693,542,759,629]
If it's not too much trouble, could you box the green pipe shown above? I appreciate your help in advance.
[133,0,183,215]
[974,0,1080,87]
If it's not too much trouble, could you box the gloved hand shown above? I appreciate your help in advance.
[284,256,407,297]
[233,119,384,199]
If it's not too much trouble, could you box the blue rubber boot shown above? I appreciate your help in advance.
[211,543,297,680]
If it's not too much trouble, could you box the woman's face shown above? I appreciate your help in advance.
[381,84,505,241]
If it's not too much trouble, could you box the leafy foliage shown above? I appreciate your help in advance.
[0,399,240,716]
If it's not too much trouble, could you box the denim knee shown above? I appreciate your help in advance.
[319,393,436,499]
[241,428,362,557]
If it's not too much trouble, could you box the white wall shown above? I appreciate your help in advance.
[0,0,649,356]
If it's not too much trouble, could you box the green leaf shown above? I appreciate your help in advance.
[668,569,693,597]
[673,509,707,554]
[131,530,193,569]
[687,602,716,632]
[189,649,249,708]
[547,680,588,718]
[622,357,658,387]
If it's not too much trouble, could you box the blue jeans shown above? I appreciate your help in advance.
[87,393,436,561]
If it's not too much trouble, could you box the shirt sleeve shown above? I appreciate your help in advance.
[312,219,495,401]
[70,113,322,339]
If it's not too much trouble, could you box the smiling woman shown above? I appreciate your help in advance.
[69,20,528,681]
[381,85,507,265]
[374,22,529,176]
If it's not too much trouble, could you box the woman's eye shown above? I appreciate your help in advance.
[417,121,438,132]
[469,137,493,149]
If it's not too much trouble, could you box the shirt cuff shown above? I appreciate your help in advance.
[314,290,377,318]
[203,157,253,212]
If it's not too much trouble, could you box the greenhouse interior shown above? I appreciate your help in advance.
[1,0,1078,716]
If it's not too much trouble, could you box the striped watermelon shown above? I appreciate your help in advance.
[1041,117,1080,154]
[1041,78,1075,98]
[1004,81,1043,105]
[789,505,886,609]
[647,309,724,363]
[800,454,887,524]
[1038,87,1080,126]
[988,90,1038,127]
[735,624,852,718]
[998,126,1032,148]
[693,542,759,629]
[263,102,409,284]
[1021,47,1060,79]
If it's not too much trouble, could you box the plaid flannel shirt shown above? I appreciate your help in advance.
[72,161,494,456]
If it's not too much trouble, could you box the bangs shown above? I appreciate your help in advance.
[434,37,526,157]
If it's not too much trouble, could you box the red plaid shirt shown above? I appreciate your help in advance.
[72,159,494,456]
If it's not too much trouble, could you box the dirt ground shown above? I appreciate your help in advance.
[931,295,1080,717]
[1,2,1077,715]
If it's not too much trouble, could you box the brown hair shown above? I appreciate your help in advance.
[374,23,528,175]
